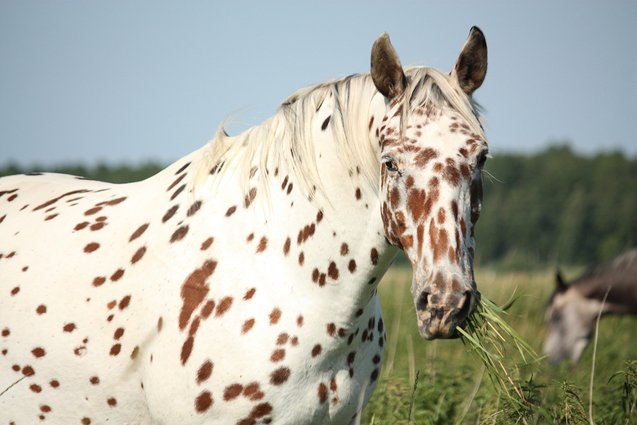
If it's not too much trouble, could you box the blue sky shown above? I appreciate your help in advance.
[1,1,636,167]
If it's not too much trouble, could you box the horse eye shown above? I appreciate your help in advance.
[383,157,399,173]
[476,150,488,168]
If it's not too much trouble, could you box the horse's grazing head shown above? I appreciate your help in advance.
[370,27,488,339]
[543,271,599,363]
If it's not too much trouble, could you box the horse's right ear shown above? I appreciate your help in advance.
[555,270,568,292]
[371,33,406,99]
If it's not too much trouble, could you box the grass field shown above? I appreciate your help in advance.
[362,266,637,424]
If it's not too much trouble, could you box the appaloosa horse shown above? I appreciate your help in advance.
[544,248,637,364]
[0,27,489,424]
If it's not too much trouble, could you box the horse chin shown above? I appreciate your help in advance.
[417,317,462,340]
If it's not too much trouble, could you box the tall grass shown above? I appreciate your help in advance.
[362,266,637,424]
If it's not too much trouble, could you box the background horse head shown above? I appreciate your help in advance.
[544,248,637,363]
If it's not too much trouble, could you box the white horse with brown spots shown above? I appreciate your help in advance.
[0,27,489,424]
[544,248,637,364]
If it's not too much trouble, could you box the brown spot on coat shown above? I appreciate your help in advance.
[256,237,268,253]
[197,360,213,384]
[224,383,244,401]
[110,269,125,282]
[318,383,328,403]
[215,297,233,317]
[31,347,46,358]
[131,246,146,264]
[84,242,100,253]
[243,288,256,300]
[179,260,217,329]
[242,319,255,334]
[170,225,189,243]
[162,205,178,223]
[129,223,149,242]
[200,237,214,250]
[195,390,213,413]
[270,367,290,385]
[269,308,281,325]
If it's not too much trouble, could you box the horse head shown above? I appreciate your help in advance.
[371,27,488,339]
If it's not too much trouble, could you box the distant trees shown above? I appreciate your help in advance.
[2,145,635,266]
[477,145,637,267]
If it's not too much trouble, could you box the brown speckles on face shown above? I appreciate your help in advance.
[90,376,100,385]
[63,323,76,333]
[340,243,349,256]
[225,206,237,217]
[36,304,47,314]
[283,237,291,255]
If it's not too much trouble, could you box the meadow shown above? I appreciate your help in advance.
[362,266,637,424]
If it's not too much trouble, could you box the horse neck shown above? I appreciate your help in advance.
[572,255,637,315]
[184,98,398,320]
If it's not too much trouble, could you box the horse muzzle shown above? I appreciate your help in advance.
[413,275,477,339]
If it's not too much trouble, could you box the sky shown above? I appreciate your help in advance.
[1,1,636,167]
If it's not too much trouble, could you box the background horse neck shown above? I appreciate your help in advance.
[572,248,637,314]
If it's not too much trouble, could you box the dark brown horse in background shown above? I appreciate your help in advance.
[544,247,637,363]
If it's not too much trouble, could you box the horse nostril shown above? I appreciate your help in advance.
[455,291,473,321]
[416,291,429,311]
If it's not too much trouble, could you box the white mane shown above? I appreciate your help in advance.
[191,67,485,203]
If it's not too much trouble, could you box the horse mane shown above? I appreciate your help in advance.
[190,66,485,204]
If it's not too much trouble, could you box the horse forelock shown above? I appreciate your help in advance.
[189,66,485,207]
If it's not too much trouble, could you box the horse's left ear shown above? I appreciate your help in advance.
[556,269,568,292]
[371,33,406,99]
[452,26,488,95]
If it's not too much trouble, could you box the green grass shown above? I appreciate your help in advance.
[362,266,637,424]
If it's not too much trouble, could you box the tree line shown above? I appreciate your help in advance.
[2,144,635,267]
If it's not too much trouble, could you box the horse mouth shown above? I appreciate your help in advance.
[415,290,475,340]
